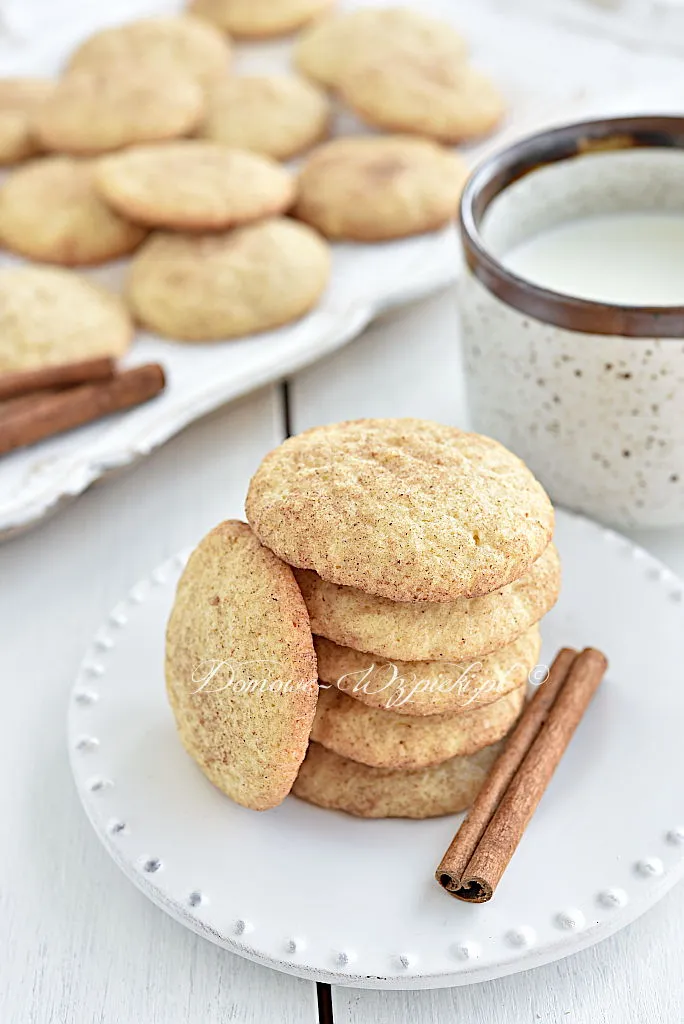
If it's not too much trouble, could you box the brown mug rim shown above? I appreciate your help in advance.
[459,114,684,338]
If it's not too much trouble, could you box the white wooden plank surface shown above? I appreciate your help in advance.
[289,289,469,433]
[0,385,319,1024]
[333,892,684,1023]
[289,289,684,1023]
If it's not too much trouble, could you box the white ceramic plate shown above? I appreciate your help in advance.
[3,0,684,538]
[68,509,684,989]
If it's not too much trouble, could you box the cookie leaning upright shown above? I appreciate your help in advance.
[165,520,318,810]
[246,419,555,603]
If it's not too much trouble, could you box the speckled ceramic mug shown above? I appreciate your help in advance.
[458,116,684,528]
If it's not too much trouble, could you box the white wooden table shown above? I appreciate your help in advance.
[2,286,684,1023]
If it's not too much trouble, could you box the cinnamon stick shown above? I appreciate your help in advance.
[0,363,165,455]
[0,356,115,402]
[0,389,62,417]
[436,647,607,903]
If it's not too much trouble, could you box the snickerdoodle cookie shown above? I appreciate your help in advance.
[33,66,204,156]
[188,0,334,38]
[66,15,231,89]
[314,627,541,716]
[294,135,468,240]
[0,266,132,372]
[127,218,330,341]
[292,740,502,818]
[96,141,294,231]
[299,547,559,662]
[0,78,53,165]
[338,60,504,144]
[294,7,467,90]
[311,683,524,770]
[166,520,318,810]
[199,75,329,160]
[0,156,146,265]
[246,419,555,603]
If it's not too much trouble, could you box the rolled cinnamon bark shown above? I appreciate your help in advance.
[0,357,115,402]
[436,647,607,902]
[0,363,165,455]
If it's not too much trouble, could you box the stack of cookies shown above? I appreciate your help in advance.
[166,418,560,820]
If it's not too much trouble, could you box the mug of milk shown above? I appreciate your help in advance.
[458,115,684,528]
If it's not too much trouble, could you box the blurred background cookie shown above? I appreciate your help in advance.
[0,0,506,364]
[33,66,204,156]
[188,0,335,39]
[294,135,468,240]
[66,15,232,89]
[127,218,330,341]
[95,141,295,230]
[0,266,132,371]
[199,74,330,160]
[294,6,467,90]
[0,78,53,165]
[339,61,505,143]
[0,156,146,265]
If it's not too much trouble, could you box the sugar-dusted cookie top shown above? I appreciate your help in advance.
[0,156,146,266]
[299,547,559,663]
[33,66,204,156]
[189,0,334,39]
[0,78,53,165]
[127,218,330,341]
[0,266,132,372]
[294,7,467,90]
[165,520,318,810]
[66,15,231,88]
[199,75,330,161]
[292,741,501,819]
[95,141,295,231]
[311,683,524,770]
[339,60,504,144]
[314,627,541,717]
[246,419,555,602]
[294,135,468,240]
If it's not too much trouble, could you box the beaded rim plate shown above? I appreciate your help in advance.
[68,509,684,989]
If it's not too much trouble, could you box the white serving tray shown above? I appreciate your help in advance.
[68,509,684,989]
[2,0,683,538]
